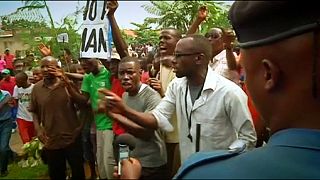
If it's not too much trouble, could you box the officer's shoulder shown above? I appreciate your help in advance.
[174,150,242,179]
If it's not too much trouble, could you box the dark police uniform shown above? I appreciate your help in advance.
[175,129,320,179]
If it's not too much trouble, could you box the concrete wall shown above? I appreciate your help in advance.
[0,30,30,57]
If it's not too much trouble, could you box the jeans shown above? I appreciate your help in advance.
[11,107,17,130]
[81,123,95,162]
[0,119,12,173]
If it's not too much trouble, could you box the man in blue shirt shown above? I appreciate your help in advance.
[0,90,12,177]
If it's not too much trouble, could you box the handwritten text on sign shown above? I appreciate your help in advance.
[81,0,110,59]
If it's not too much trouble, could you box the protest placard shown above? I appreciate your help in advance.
[80,0,111,59]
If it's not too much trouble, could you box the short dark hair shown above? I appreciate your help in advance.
[15,72,28,80]
[32,66,41,72]
[120,56,141,70]
[162,28,182,39]
[205,27,224,37]
[182,34,213,61]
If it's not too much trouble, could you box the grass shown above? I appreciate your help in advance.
[0,163,48,179]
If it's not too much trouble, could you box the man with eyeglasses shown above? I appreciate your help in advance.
[99,34,257,165]
[174,1,320,179]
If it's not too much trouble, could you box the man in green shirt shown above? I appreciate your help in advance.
[68,58,115,179]
[81,61,112,131]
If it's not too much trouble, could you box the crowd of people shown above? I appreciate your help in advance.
[0,1,319,179]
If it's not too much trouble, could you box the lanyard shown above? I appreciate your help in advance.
[184,82,204,142]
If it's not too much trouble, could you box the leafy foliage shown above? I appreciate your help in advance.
[18,138,43,168]
[142,1,231,34]
[131,21,159,45]
[120,29,136,46]
[120,21,159,46]
[0,1,83,63]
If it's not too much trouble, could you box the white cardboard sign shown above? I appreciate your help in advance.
[80,0,111,60]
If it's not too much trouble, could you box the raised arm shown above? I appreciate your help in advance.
[64,72,84,81]
[186,6,208,35]
[222,29,239,71]
[107,0,129,58]
[47,66,89,105]
[38,43,52,57]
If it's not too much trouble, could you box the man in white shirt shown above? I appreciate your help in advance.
[186,7,240,84]
[13,72,35,144]
[205,28,240,84]
[100,34,257,163]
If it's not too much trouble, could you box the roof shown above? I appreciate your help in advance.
[123,29,137,37]
[0,30,13,38]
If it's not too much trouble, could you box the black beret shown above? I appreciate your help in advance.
[229,1,320,49]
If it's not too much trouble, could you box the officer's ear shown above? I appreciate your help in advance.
[261,59,280,91]
[195,53,205,65]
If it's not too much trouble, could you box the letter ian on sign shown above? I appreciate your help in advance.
[81,0,110,60]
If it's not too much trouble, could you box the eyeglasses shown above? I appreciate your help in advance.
[204,33,222,39]
[174,52,202,58]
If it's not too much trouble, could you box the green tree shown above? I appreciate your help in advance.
[120,29,136,46]
[120,21,159,47]
[142,1,231,34]
[130,22,159,45]
[0,1,83,63]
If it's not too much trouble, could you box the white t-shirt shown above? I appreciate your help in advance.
[13,84,34,121]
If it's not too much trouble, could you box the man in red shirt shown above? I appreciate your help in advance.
[109,52,126,136]
[3,49,15,75]
[0,69,16,95]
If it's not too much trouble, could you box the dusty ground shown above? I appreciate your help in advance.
[9,130,24,156]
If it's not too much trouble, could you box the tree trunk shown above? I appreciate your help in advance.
[43,1,55,29]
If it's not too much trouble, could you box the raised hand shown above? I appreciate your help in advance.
[197,6,208,21]
[38,43,52,57]
[147,78,164,97]
[47,65,64,78]
[107,0,118,16]
[222,29,236,49]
